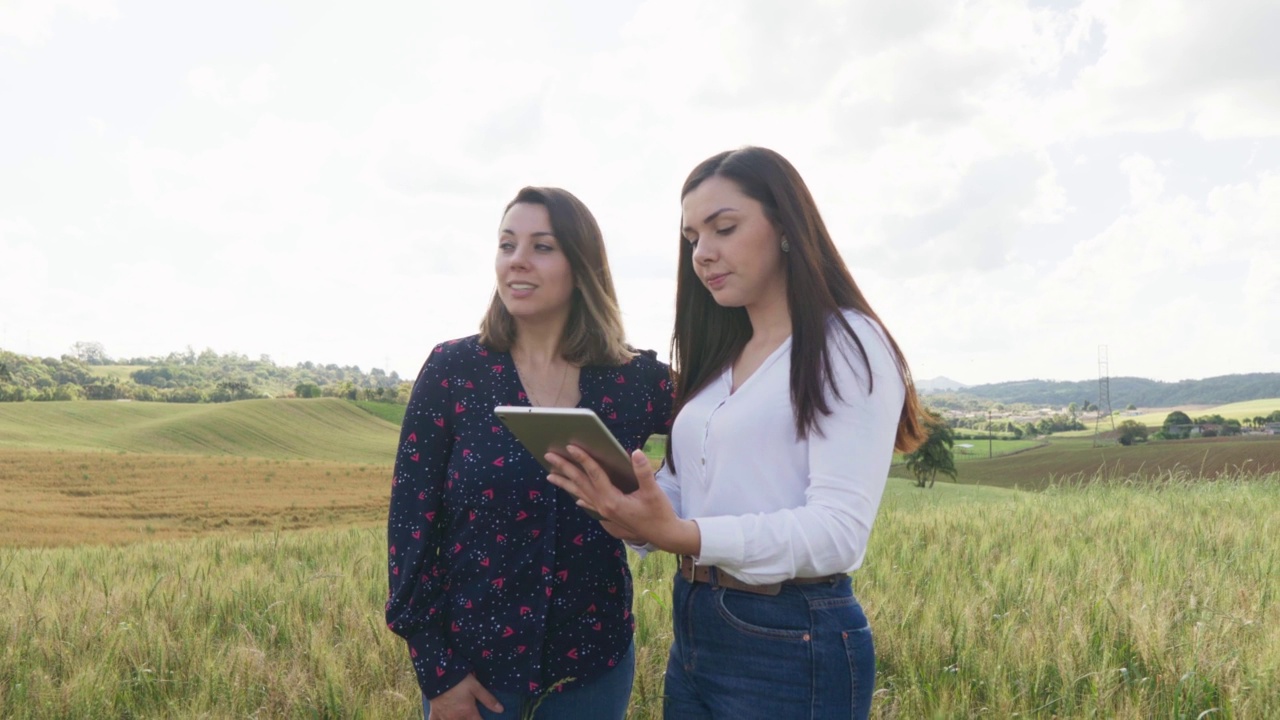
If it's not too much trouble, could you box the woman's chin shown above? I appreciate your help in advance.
[706,289,746,308]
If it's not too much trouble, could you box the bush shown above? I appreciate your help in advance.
[1117,419,1150,446]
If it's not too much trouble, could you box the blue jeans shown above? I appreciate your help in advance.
[663,573,875,719]
[423,642,634,720]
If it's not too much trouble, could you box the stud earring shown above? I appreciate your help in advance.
[780,237,790,253]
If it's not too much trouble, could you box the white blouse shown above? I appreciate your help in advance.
[655,309,905,585]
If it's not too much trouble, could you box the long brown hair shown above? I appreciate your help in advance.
[480,187,633,366]
[670,147,924,462]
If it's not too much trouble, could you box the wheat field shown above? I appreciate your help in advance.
[3,473,1276,718]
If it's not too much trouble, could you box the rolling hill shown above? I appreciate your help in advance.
[0,399,399,464]
[952,373,1280,407]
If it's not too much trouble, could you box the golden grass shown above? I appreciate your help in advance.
[2,473,1276,718]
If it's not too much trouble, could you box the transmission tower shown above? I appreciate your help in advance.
[1093,345,1116,446]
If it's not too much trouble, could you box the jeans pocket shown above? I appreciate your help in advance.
[842,625,876,717]
[713,587,810,641]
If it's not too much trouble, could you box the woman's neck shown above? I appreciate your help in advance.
[511,316,568,366]
[745,287,792,347]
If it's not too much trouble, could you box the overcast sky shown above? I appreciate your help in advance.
[2,0,1277,386]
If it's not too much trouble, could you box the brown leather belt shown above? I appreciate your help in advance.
[678,555,844,597]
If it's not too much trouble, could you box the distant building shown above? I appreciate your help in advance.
[1192,423,1223,437]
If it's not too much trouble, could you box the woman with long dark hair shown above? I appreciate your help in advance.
[546,147,924,719]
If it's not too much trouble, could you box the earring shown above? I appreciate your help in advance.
[780,237,790,253]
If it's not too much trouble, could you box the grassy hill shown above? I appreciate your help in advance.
[1115,397,1280,427]
[0,399,399,464]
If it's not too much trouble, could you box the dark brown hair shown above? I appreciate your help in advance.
[480,186,633,366]
[669,147,924,461]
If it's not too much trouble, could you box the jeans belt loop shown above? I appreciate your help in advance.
[707,564,720,590]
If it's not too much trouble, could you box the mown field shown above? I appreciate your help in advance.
[0,449,390,547]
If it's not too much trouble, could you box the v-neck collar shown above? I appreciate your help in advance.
[726,336,792,396]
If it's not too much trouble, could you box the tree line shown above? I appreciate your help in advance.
[949,412,1086,440]
[0,343,410,404]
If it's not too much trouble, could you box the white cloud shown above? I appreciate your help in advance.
[1054,0,1280,139]
[2,1,1276,386]
[186,64,278,107]
[1119,154,1165,206]
[0,0,115,47]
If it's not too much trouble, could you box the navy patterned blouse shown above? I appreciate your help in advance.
[386,335,673,699]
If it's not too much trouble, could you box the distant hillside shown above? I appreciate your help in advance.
[917,376,970,393]
[952,373,1280,407]
[0,346,407,404]
[0,398,399,464]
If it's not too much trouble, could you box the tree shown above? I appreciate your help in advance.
[904,411,958,488]
[1116,419,1149,446]
[1126,403,1137,411]
[71,341,110,365]
[1162,411,1192,439]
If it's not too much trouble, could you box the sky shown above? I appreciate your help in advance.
[1,0,1277,386]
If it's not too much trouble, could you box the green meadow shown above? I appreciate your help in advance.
[2,399,1278,718]
[86,365,150,381]
[0,398,399,465]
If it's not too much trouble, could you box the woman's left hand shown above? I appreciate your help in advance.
[546,447,700,556]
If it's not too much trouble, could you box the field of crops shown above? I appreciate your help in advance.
[4,399,1279,717]
[2,476,1275,718]
[892,434,1280,489]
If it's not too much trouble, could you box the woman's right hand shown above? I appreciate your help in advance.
[547,447,700,557]
[599,519,649,545]
[428,673,503,720]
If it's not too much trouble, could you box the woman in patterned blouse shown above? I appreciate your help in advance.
[386,187,673,720]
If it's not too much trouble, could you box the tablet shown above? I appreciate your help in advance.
[494,406,639,496]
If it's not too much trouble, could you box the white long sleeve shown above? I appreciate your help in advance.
[625,460,682,558]
[669,310,904,585]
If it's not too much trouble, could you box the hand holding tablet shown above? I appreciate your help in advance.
[494,407,640,518]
